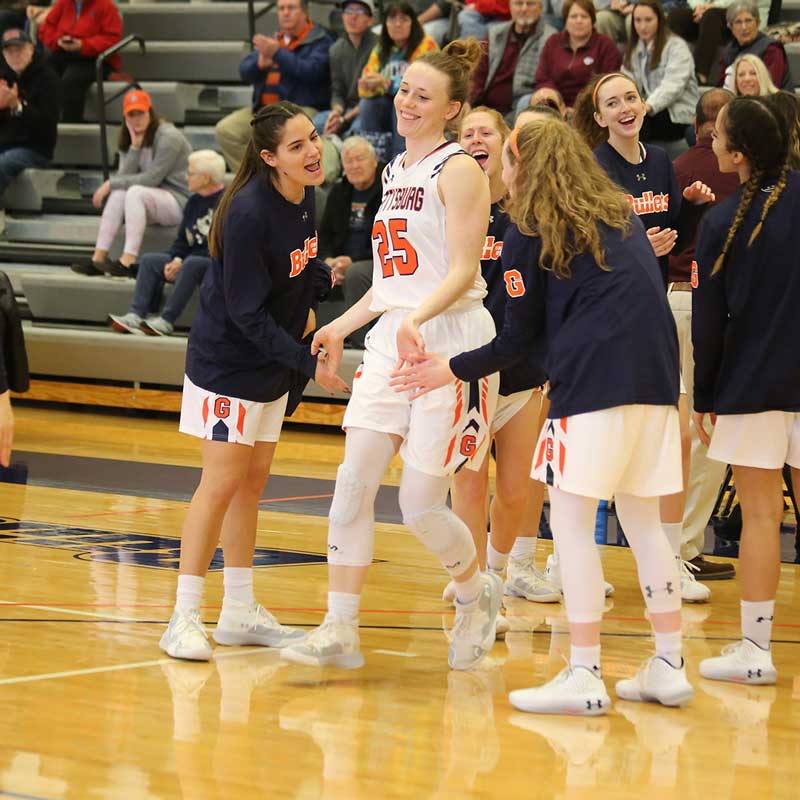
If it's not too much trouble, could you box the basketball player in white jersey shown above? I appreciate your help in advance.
[282,39,502,671]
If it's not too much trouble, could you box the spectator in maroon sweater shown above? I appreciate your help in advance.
[37,0,122,122]
[533,0,621,108]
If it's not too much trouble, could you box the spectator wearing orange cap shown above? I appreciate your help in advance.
[72,89,192,277]
[38,0,122,122]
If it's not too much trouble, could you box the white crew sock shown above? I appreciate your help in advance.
[175,574,205,613]
[487,540,509,573]
[510,535,537,561]
[661,522,683,560]
[454,569,484,605]
[570,643,602,676]
[328,591,360,623]
[654,629,683,668]
[741,599,774,649]
[222,567,254,607]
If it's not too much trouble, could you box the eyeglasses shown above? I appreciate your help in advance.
[343,6,369,15]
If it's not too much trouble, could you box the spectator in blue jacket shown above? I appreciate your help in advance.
[214,0,334,171]
[107,150,226,337]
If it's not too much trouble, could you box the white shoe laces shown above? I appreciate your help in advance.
[680,559,700,581]
[174,610,208,641]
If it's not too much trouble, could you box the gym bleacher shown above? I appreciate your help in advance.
[3,0,800,422]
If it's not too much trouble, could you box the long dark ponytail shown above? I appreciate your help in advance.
[209,101,308,260]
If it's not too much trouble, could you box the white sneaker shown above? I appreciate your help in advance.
[544,553,615,598]
[699,639,777,685]
[443,567,504,606]
[616,656,694,706]
[449,573,503,671]
[213,601,307,648]
[509,665,611,716]
[678,557,711,603]
[505,555,561,603]
[108,312,143,334]
[281,615,365,669]
[160,608,213,661]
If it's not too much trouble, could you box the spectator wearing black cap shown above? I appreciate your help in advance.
[0,28,61,232]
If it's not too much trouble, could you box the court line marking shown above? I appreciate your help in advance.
[0,600,142,623]
[0,647,272,687]
[258,492,334,505]
[0,791,56,800]
[373,650,418,658]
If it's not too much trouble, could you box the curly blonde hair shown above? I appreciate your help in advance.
[505,118,632,279]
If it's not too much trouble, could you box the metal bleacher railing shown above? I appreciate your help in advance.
[95,34,146,182]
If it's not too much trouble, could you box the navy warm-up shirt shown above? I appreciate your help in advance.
[186,176,332,404]
[693,170,800,415]
[451,219,679,419]
[477,204,546,396]
[594,141,681,284]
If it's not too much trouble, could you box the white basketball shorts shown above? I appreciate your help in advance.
[708,411,800,469]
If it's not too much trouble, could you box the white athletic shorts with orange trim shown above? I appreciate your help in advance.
[709,411,800,469]
[531,404,682,500]
[179,375,288,446]
[343,305,499,477]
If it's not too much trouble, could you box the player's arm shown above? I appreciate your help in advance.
[397,155,490,359]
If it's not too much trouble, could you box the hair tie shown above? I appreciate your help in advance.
[508,127,520,158]
[591,72,630,111]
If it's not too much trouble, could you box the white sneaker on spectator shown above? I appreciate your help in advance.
[616,656,695,706]
[213,600,307,648]
[699,639,777,685]
[160,608,213,662]
[449,573,503,670]
[505,555,561,603]
[281,615,364,668]
[509,665,611,716]
[544,553,615,598]
[109,312,143,334]
[141,316,174,336]
[678,556,711,603]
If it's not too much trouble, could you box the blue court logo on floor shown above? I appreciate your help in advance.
[0,518,327,571]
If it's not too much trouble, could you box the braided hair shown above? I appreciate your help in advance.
[712,97,789,274]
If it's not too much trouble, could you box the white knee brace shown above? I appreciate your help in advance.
[327,463,376,567]
[402,504,476,575]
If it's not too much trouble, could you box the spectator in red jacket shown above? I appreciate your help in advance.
[37,0,122,122]
[533,0,621,108]
[458,0,510,41]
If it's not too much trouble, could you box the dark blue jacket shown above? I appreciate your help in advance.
[693,171,800,415]
[241,25,334,111]
[186,176,331,407]
[451,219,679,419]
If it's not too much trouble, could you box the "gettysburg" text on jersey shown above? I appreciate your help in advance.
[379,185,425,213]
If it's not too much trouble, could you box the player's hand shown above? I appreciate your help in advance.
[646,226,678,257]
[303,308,316,339]
[311,322,345,374]
[389,352,453,398]
[0,391,14,468]
[683,180,715,205]
[692,410,716,447]
[314,356,350,396]
[396,315,425,368]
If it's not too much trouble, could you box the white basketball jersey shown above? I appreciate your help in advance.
[369,141,488,313]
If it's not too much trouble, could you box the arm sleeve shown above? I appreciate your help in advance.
[37,1,64,51]
[168,199,193,259]
[312,258,334,307]
[358,47,382,98]
[534,38,557,91]
[318,184,340,259]
[691,216,728,413]
[273,36,332,83]
[469,0,509,17]
[451,236,546,381]
[239,51,265,83]
[79,3,122,58]
[645,38,695,115]
[109,127,186,190]
[762,44,788,88]
[223,206,318,379]
[19,68,62,133]
[329,47,347,111]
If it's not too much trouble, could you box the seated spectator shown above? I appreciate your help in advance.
[595,0,634,44]
[318,136,381,347]
[316,0,378,138]
[358,3,437,158]
[108,150,226,337]
[527,84,567,115]
[623,0,698,144]
[458,0,510,41]
[215,0,333,172]
[534,0,621,108]
[667,1,735,85]
[417,0,452,45]
[469,0,556,118]
[37,0,121,122]
[0,28,60,233]
[0,1,26,37]
[732,52,778,95]
[719,0,793,91]
[72,90,191,278]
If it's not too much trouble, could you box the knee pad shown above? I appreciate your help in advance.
[402,504,476,574]
[327,463,375,567]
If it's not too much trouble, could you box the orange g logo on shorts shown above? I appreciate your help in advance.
[214,397,231,419]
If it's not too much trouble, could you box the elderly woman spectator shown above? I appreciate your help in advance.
[718,0,793,90]
[37,0,122,122]
[108,150,226,337]
[72,90,191,278]
[469,0,556,118]
[623,0,698,144]
[318,137,382,347]
[533,0,621,108]
[0,28,60,230]
[731,52,778,96]
[358,2,437,157]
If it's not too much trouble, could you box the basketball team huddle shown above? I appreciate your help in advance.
[157,38,800,718]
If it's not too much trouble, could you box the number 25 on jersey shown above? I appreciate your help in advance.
[373,219,419,278]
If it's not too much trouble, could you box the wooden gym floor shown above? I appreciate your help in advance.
[0,405,798,800]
